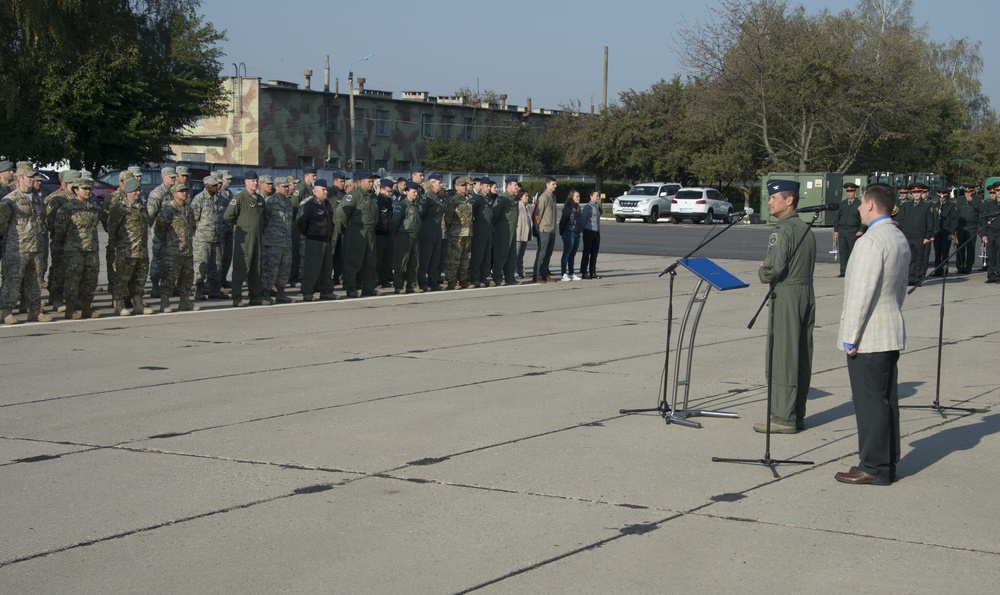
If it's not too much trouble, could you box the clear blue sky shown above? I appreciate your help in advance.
[201,0,999,111]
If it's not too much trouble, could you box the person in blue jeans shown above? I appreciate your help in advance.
[559,190,583,281]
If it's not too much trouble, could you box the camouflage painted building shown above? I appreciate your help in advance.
[171,76,562,170]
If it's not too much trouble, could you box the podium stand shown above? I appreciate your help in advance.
[665,258,747,428]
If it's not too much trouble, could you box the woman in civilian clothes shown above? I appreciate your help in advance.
[515,190,531,278]
[559,190,582,281]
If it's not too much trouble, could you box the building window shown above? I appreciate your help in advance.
[325,156,341,168]
[422,114,434,138]
[353,159,365,170]
[181,152,206,162]
[354,108,366,135]
[464,117,475,142]
[375,159,389,170]
[299,156,315,168]
[327,106,341,132]
[398,160,412,171]
[442,116,455,140]
[376,109,390,136]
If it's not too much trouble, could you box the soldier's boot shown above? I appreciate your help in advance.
[51,299,65,313]
[81,303,100,319]
[178,296,200,312]
[64,301,79,320]
[132,295,154,315]
[150,278,161,298]
[28,308,53,323]
[274,286,293,304]
[2,309,18,325]
[160,296,173,314]
[260,290,274,305]
[115,301,131,317]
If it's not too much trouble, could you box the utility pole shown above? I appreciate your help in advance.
[602,46,608,113]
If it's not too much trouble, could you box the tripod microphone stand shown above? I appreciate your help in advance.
[900,216,994,417]
[620,211,752,427]
[713,210,821,476]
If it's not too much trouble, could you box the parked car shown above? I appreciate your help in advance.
[611,182,682,223]
[670,187,734,224]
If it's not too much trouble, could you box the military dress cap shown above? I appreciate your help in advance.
[14,163,37,177]
[935,187,950,196]
[989,183,999,191]
[314,178,328,188]
[63,169,81,183]
[353,170,375,179]
[244,170,259,180]
[175,166,190,176]
[33,172,45,181]
[911,182,929,191]
[961,182,977,189]
[379,178,394,187]
[302,166,317,175]
[331,170,346,180]
[259,175,274,184]
[124,179,142,193]
[0,160,13,173]
[504,175,519,185]
[73,177,93,189]
[170,182,189,193]
[428,173,443,181]
[405,181,420,191]
[766,179,799,195]
[843,182,859,190]
[161,166,177,177]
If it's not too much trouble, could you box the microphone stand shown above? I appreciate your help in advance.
[900,215,994,417]
[713,209,822,476]
[620,212,752,425]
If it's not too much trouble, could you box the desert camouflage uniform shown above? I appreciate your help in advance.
[100,187,127,290]
[0,188,47,314]
[44,188,72,304]
[443,193,474,286]
[262,191,294,298]
[154,198,196,299]
[146,182,173,290]
[53,198,101,314]
[191,187,224,296]
[107,198,150,302]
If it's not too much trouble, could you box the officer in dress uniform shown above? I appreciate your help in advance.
[833,182,865,277]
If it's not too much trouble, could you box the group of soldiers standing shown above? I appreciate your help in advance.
[833,180,1000,286]
[0,161,538,324]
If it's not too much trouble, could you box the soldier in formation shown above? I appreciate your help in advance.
[417,173,445,291]
[833,182,865,277]
[0,164,52,324]
[931,187,958,277]
[373,178,396,289]
[225,171,267,307]
[190,174,226,299]
[106,179,154,315]
[261,176,295,303]
[443,177,474,290]
[956,183,983,274]
[893,183,936,285]
[297,178,337,301]
[147,166,177,297]
[983,183,1000,283]
[468,177,494,288]
[338,170,379,298]
[391,181,422,294]
[491,176,521,286]
[154,183,199,313]
[53,177,101,319]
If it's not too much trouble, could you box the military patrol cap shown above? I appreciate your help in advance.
[259,175,274,184]
[217,169,233,180]
[766,179,799,195]
[14,163,37,177]
[175,166,190,176]
[504,176,519,185]
[379,178,394,187]
[314,178,328,188]
[302,166,317,175]
[128,166,143,177]
[428,173,443,181]
[404,181,420,191]
[203,174,220,186]
[170,183,189,193]
[124,179,142,193]
[354,170,376,179]
[843,182,859,190]
[118,171,136,182]
[80,169,93,180]
[288,175,299,185]
[161,166,176,177]
[455,176,472,186]
[62,169,81,183]
[0,160,13,173]
[274,176,290,186]
[331,171,346,180]
[410,165,424,174]
[73,177,93,189]
[244,171,258,180]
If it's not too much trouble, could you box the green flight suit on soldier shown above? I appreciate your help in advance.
[491,182,520,286]
[224,172,268,306]
[53,178,101,319]
[756,180,816,434]
[417,174,445,291]
[337,171,379,298]
[468,182,494,287]
[289,168,316,286]
[106,179,153,315]
[443,177,475,289]
[391,182,422,293]
[833,183,865,276]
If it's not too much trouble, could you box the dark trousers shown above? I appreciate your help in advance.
[302,238,334,296]
[469,228,492,283]
[581,230,600,276]
[955,228,975,273]
[375,232,393,287]
[532,231,555,280]
[987,235,1000,281]
[933,230,953,274]
[515,241,528,277]
[905,236,926,283]
[418,230,442,290]
[847,351,900,480]
[837,231,859,275]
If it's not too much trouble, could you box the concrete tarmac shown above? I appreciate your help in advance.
[2,250,998,594]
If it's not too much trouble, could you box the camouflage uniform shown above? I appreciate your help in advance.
[53,197,101,317]
[217,185,235,286]
[106,198,151,307]
[391,197,421,292]
[443,191,474,287]
[191,188,224,297]
[0,188,47,319]
[224,187,268,304]
[146,181,174,294]
[44,186,73,305]
[154,198,197,307]
[262,191,294,301]
[468,191,494,285]
[100,186,128,292]
[417,191,445,291]
[337,185,378,296]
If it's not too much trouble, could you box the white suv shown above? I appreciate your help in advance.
[670,187,733,223]
[612,182,681,224]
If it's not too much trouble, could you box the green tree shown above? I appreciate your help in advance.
[0,0,226,171]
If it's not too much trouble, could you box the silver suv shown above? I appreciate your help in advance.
[612,182,682,224]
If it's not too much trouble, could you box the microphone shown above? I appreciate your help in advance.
[731,207,754,218]
[796,202,840,213]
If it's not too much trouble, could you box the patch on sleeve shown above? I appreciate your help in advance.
[345,195,352,202]
[394,204,402,212]
[229,199,237,206]
[768,232,778,247]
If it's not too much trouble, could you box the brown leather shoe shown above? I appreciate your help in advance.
[834,467,891,486]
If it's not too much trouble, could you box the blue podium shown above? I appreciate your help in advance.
[663,258,748,428]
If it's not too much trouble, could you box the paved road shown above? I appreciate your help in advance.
[599,218,838,263]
